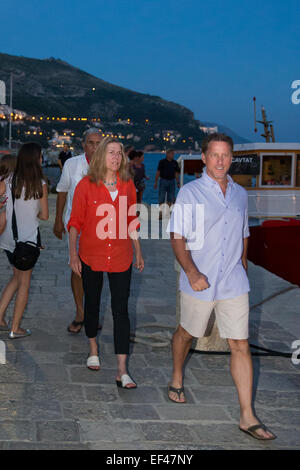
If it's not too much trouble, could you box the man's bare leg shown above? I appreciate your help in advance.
[169,325,193,402]
[228,339,275,439]
[68,271,84,333]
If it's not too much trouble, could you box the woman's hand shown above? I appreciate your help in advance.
[134,252,144,272]
[70,252,82,277]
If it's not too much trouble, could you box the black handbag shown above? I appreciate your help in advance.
[10,182,41,271]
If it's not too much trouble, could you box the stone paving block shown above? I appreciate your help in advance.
[108,404,160,421]
[0,420,34,441]
[260,329,297,343]
[63,352,87,366]
[155,404,232,422]
[189,385,237,406]
[252,320,283,330]
[62,402,111,422]
[194,354,230,370]
[253,371,300,391]
[88,441,161,450]
[79,420,141,442]
[36,420,80,442]
[143,351,173,368]
[33,339,69,353]
[128,342,153,355]
[150,316,176,329]
[0,362,35,383]
[252,356,297,373]
[35,364,69,383]
[129,313,157,325]
[259,340,294,354]
[130,367,167,387]
[266,426,300,447]
[254,389,300,409]
[0,383,29,402]
[84,385,120,403]
[117,386,165,404]
[99,334,114,344]
[286,371,300,386]
[28,383,84,402]
[139,422,197,444]
[70,367,116,385]
[7,441,90,450]
[190,369,235,387]
[0,400,62,421]
[16,351,65,366]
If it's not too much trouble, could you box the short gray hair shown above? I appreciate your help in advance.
[82,128,101,142]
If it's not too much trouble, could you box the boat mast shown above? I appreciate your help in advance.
[254,99,275,142]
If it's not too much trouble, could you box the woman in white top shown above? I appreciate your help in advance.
[0,143,48,338]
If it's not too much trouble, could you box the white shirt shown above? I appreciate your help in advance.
[109,190,118,202]
[56,153,89,227]
[0,177,46,253]
[167,169,250,301]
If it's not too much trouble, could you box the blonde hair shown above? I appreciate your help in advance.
[88,137,130,184]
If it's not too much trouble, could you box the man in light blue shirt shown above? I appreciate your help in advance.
[167,133,275,441]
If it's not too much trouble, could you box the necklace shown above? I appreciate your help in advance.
[104,177,117,187]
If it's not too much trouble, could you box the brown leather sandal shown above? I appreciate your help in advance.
[239,424,276,440]
[67,320,84,334]
[167,384,186,403]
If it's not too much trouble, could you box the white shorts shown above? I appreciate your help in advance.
[180,291,249,340]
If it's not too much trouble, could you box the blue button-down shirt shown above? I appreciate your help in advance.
[167,169,250,301]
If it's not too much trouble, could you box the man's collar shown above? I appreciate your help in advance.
[201,167,233,187]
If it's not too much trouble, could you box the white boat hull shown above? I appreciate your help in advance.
[248,190,300,218]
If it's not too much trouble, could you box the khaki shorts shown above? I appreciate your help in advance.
[180,291,249,340]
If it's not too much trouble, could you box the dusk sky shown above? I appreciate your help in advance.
[1,0,299,142]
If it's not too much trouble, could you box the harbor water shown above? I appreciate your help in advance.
[43,153,196,204]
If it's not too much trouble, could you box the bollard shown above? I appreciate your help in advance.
[0,340,6,364]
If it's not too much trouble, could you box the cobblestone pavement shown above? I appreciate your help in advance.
[0,195,299,450]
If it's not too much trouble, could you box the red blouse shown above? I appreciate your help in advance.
[67,175,138,272]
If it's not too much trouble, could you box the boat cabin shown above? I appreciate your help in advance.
[177,143,300,218]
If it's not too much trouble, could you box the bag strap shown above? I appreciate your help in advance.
[11,175,41,248]
[11,174,18,243]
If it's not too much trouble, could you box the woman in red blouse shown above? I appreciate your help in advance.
[68,137,144,388]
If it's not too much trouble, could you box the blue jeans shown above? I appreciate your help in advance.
[158,178,175,204]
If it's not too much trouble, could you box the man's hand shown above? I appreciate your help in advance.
[154,182,158,189]
[134,252,144,272]
[69,252,82,278]
[187,270,210,291]
[53,219,66,240]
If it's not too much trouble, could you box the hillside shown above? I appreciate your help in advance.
[0,52,198,127]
